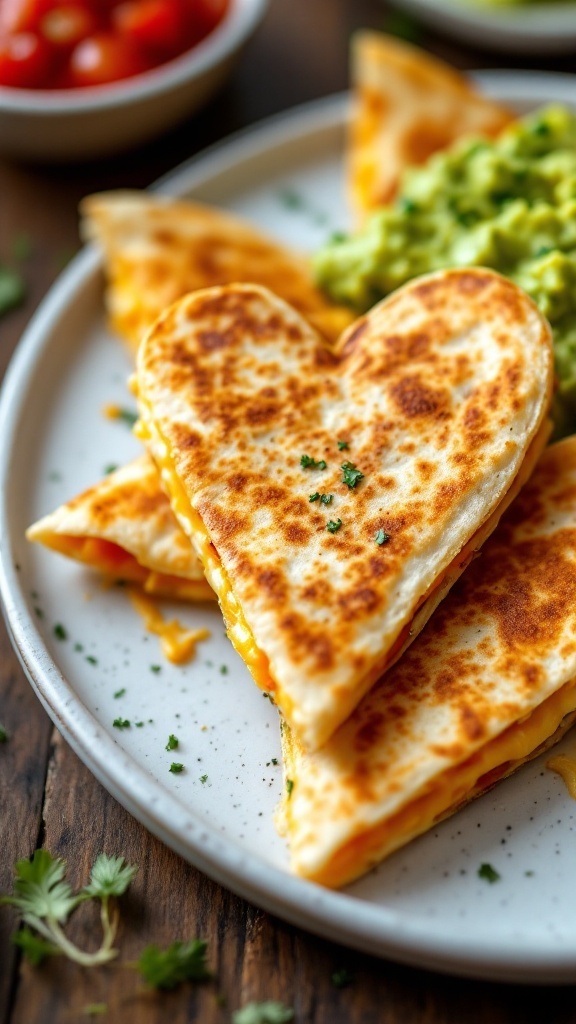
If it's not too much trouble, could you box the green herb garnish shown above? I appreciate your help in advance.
[0,266,26,318]
[200,774,208,784]
[309,492,332,504]
[478,863,501,884]
[85,655,98,665]
[169,763,184,774]
[332,968,355,988]
[337,440,349,450]
[374,529,390,546]
[300,454,327,470]
[0,849,137,968]
[112,718,130,730]
[286,779,294,798]
[233,1002,294,1024]
[113,688,126,699]
[53,623,67,641]
[116,408,138,427]
[138,938,211,989]
[0,723,8,743]
[165,734,179,751]
[150,664,161,674]
[341,461,364,489]
[104,463,118,475]
[326,519,342,534]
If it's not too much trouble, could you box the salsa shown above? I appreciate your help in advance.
[0,0,229,89]
[314,105,576,437]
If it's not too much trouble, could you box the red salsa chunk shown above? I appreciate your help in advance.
[0,0,229,89]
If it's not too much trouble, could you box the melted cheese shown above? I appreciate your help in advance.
[283,676,576,888]
[547,754,576,799]
[128,587,209,664]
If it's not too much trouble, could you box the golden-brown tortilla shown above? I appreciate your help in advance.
[347,31,514,217]
[280,438,576,888]
[135,269,553,751]
[26,455,212,601]
[81,190,354,355]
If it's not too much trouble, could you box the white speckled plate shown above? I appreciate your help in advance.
[387,0,576,54]
[3,72,576,984]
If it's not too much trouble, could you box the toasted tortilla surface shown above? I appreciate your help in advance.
[136,270,552,751]
[280,438,576,887]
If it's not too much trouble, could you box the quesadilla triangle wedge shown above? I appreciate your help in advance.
[135,270,553,752]
[80,190,355,355]
[26,455,213,602]
[348,31,514,218]
[280,436,576,888]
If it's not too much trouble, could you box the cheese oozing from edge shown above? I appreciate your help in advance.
[547,754,576,799]
[128,587,210,664]
[281,676,576,889]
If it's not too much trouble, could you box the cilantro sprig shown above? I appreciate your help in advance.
[233,1002,295,1024]
[1,848,213,992]
[0,850,136,967]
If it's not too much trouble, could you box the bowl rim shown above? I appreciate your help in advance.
[0,0,268,113]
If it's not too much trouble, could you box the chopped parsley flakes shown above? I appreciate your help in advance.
[374,529,390,546]
[326,518,342,534]
[169,763,184,774]
[337,440,349,450]
[341,461,364,489]
[286,778,294,798]
[113,688,126,699]
[300,454,327,470]
[165,734,179,751]
[200,774,208,784]
[53,623,67,641]
[309,492,333,504]
[113,718,130,730]
[478,862,501,884]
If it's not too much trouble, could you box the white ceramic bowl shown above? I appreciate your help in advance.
[0,0,268,162]
[387,0,576,53]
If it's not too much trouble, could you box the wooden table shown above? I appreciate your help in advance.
[2,2,576,1020]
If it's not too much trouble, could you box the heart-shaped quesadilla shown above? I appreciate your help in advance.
[136,268,553,751]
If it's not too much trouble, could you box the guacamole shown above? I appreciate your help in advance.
[314,105,576,435]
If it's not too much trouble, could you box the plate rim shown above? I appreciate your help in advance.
[3,71,576,984]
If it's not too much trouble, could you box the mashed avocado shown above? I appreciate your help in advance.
[314,105,576,435]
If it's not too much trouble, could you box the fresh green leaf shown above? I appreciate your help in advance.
[300,454,327,470]
[200,774,208,784]
[113,688,126,699]
[12,233,33,261]
[1,849,79,923]
[138,939,211,989]
[478,863,501,884]
[115,408,138,428]
[326,519,342,534]
[233,1001,295,1024]
[169,763,184,774]
[12,926,60,965]
[112,718,130,730]
[165,734,179,751]
[82,854,138,900]
[340,461,364,489]
[332,967,355,988]
[0,266,26,318]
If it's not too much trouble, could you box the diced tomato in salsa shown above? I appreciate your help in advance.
[0,0,229,89]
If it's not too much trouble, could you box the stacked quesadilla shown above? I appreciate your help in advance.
[26,455,212,602]
[134,270,553,750]
[279,437,576,887]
